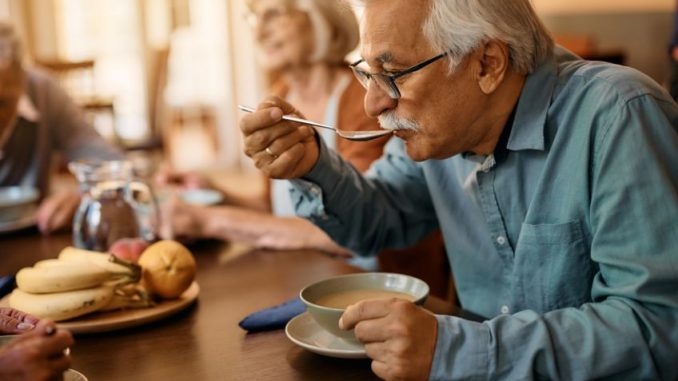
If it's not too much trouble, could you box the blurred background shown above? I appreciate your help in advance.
[0,0,674,173]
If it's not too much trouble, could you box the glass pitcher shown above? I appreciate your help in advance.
[69,160,158,251]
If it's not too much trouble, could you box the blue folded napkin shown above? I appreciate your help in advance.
[0,276,15,298]
[239,297,305,333]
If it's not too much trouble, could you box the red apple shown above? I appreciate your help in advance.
[109,238,150,263]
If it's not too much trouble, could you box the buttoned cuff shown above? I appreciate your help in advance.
[429,315,491,381]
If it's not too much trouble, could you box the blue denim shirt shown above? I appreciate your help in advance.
[289,48,678,380]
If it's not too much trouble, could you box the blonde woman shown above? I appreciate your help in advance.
[160,0,387,256]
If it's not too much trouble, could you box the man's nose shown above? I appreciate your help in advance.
[363,82,397,118]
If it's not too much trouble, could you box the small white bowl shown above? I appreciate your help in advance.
[0,186,39,223]
[180,188,224,206]
[300,273,429,341]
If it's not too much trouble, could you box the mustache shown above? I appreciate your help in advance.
[377,111,419,132]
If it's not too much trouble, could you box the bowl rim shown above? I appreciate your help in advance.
[0,186,39,208]
[299,272,430,312]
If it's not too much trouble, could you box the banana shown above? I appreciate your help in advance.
[16,262,116,293]
[9,286,115,321]
[58,246,139,275]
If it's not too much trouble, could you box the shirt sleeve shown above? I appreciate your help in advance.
[40,72,123,162]
[290,137,439,256]
[429,95,678,380]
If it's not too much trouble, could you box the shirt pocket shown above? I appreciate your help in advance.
[514,220,594,313]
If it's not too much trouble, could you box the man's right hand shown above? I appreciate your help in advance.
[239,97,318,179]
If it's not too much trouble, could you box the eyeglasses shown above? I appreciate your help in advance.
[350,52,448,99]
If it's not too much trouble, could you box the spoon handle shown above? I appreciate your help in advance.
[237,105,336,132]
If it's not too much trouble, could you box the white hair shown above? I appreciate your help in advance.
[357,0,554,75]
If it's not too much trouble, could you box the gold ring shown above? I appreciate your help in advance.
[265,147,278,159]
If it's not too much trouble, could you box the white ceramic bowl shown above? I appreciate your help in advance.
[300,273,429,341]
[180,188,224,206]
[0,186,39,223]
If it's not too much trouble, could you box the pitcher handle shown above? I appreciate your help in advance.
[127,180,160,242]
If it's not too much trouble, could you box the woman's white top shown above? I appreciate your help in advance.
[271,74,351,216]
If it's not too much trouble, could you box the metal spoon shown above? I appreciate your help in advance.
[237,105,393,142]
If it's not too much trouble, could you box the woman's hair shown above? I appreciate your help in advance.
[248,0,359,65]
[358,0,554,75]
[0,21,22,65]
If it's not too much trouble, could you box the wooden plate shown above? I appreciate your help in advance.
[0,282,199,334]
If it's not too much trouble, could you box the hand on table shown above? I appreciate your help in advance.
[339,299,438,381]
[36,190,80,235]
[0,318,73,381]
[0,307,40,334]
[158,194,206,240]
[239,96,318,179]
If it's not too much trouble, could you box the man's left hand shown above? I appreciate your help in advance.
[36,190,80,234]
[339,298,438,381]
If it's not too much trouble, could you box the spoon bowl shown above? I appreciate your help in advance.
[238,105,392,142]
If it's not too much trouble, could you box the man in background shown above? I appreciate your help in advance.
[0,22,122,233]
[669,1,678,100]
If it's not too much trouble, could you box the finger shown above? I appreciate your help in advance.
[242,119,303,157]
[37,330,74,358]
[240,107,284,136]
[0,315,28,334]
[47,352,72,375]
[258,95,302,116]
[267,142,306,179]
[339,299,392,330]
[353,318,391,343]
[264,125,315,157]
[36,196,60,233]
[364,342,390,361]
[2,307,40,327]
[370,360,394,381]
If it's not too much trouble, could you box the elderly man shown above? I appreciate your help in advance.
[0,22,122,233]
[240,0,678,380]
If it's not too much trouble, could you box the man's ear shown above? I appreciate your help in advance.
[476,40,509,94]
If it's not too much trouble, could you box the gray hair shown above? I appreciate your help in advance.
[248,0,360,65]
[358,0,554,75]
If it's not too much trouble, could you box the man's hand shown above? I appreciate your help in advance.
[0,319,73,381]
[0,308,40,334]
[158,194,206,240]
[239,97,318,179]
[339,299,438,381]
[36,190,80,234]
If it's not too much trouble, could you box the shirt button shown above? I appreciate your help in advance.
[501,305,510,314]
[496,236,507,245]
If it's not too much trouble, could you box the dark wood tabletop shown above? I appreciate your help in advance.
[0,229,380,381]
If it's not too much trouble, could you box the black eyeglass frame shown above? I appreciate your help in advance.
[349,52,449,99]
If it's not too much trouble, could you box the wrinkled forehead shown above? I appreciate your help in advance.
[359,0,433,66]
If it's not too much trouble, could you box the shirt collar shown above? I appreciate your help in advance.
[505,54,558,152]
[17,93,40,123]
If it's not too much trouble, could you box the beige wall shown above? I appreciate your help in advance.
[533,0,673,15]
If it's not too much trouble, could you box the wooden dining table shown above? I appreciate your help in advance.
[0,229,381,381]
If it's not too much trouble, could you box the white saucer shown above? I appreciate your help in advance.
[65,369,88,381]
[0,213,36,233]
[285,312,367,359]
